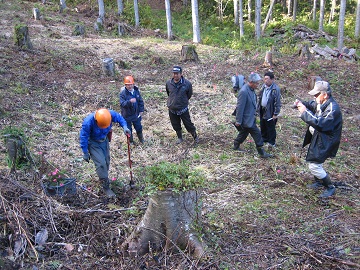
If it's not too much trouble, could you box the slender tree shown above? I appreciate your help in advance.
[319,0,325,31]
[292,0,297,21]
[134,0,139,27]
[356,0,360,38]
[255,0,261,40]
[287,0,292,16]
[60,0,66,12]
[248,0,252,22]
[329,0,337,23]
[262,0,275,35]
[192,0,201,43]
[165,0,173,40]
[337,0,346,50]
[117,0,123,15]
[98,0,105,20]
[312,0,317,21]
[239,0,244,37]
[234,0,239,25]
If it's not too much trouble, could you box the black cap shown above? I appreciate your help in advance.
[172,66,182,73]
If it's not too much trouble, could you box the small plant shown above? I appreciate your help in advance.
[46,168,67,187]
[43,167,76,196]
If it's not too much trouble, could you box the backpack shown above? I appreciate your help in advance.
[231,74,245,92]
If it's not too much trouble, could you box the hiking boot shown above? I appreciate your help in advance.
[256,147,273,158]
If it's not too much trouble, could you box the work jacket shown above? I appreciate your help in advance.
[235,83,258,128]
[257,82,282,119]
[166,76,193,112]
[79,110,127,154]
[119,86,144,121]
[301,97,342,163]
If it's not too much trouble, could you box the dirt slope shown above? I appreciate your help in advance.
[0,1,359,269]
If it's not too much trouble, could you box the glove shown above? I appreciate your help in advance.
[123,127,131,137]
[83,153,90,163]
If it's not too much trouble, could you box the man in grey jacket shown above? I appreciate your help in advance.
[166,66,198,144]
[234,73,272,158]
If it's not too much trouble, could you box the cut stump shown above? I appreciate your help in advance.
[181,45,199,62]
[123,189,205,258]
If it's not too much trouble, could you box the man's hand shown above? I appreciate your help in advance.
[83,153,90,163]
[296,102,306,114]
[130,98,136,103]
[123,127,131,136]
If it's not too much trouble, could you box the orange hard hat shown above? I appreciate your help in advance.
[124,75,135,85]
[95,108,111,129]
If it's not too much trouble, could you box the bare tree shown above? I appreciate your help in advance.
[287,0,292,17]
[356,0,360,38]
[248,0,252,22]
[329,0,337,23]
[337,0,346,50]
[255,0,261,40]
[98,0,105,20]
[117,0,123,16]
[192,0,201,43]
[165,0,173,40]
[292,0,297,21]
[262,0,275,35]
[234,0,239,25]
[319,0,325,31]
[312,0,317,21]
[60,0,66,13]
[134,0,139,27]
[239,0,244,37]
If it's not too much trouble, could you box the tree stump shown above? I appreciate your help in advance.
[263,51,274,67]
[33,8,40,20]
[122,190,205,258]
[181,45,199,62]
[102,58,115,77]
[73,24,85,36]
[307,76,322,90]
[299,43,311,59]
[14,24,33,50]
[118,23,127,36]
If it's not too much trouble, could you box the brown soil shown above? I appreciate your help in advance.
[0,1,359,269]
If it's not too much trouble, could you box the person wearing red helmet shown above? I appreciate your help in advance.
[80,108,130,197]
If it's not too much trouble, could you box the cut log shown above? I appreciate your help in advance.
[14,24,33,50]
[122,190,205,258]
[33,8,40,20]
[181,45,199,62]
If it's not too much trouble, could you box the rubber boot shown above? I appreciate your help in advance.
[176,130,183,144]
[100,178,116,197]
[319,174,335,198]
[307,176,324,189]
[191,131,199,144]
[233,141,245,152]
[129,134,136,145]
[256,147,273,158]
[137,131,144,144]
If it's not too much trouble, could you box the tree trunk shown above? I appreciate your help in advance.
[134,0,140,27]
[298,43,311,59]
[33,8,40,20]
[312,0,317,21]
[181,45,199,62]
[263,50,274,67]
[98,0,105,20]
[254,0,261,40]
[355,0,360,38]
[287,0,292,17]
[262,0,275,35]
[292,0,297,21]
[192,0,201,43]
[239,0,244,37]
[234,0,239,25]
[117,0,123,16]
[329,0,336,23]
[123,190,205,258]
[319,0,325,31]
[337,0,346,50]
[59,0,66,13]
[165,0,173,40]
[73,24,85,36]
[102,58,115,77]
[14,24,33,50]
[248,0,252,22]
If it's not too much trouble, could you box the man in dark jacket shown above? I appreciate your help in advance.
[234,73,272,158]
[120,75,145,144]
[80,108,130,197]
[257,72,281,147]
[166,66,198,144]
[295,81,342,198]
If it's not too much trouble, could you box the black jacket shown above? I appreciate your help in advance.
[119,86,144,121]
[257,83,281,119]
[166,76,193,111]
[301,97,342,163]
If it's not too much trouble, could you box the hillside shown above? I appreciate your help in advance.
[0,1,359,269]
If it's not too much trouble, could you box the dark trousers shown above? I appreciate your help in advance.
[88,138,110,179]
[260,114,277,145]
[125,117,143,135]
[169,110,196,134]
[234,123,264,148]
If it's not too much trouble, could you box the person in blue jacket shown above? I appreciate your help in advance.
[119,75,145,144]
[295,81,342,198]
[80,108,130,197]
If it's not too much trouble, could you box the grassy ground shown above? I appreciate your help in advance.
[0,1,359,269]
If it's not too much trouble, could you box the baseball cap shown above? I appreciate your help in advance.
[308,81,329,95]
[248,73,262,82]
[172,66,182,73]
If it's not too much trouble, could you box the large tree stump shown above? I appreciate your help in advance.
[299,43,311,59]
[181,45,199,62]
[33,8,40,20]
[123,190,205,258]
[102,58,115,77]
[14,24,33,50]
[263,50,274,67]
[73,24,85,36]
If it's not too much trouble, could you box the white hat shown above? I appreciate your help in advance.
[248,73,262,82]
[308,81,329,95]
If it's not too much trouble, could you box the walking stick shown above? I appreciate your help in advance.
[126,134,134,188]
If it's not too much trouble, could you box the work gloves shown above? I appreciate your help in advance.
[83,153,90,163]
[123,127,131,136]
